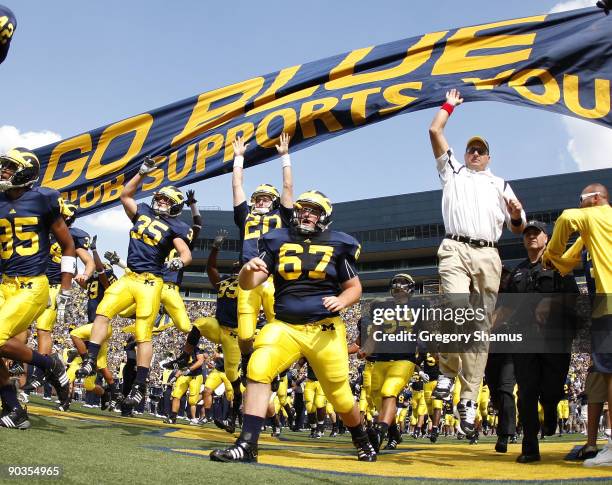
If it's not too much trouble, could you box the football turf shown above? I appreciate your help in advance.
[1,397,611,485]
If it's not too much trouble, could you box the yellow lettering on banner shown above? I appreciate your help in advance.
[299,97,342,138]
[253,65,302,108]
[379,82,422,115]
[326,32,447,90]
[172,77,265,147]
[196,134,224,173]
[462,69,515,90]
[85,114,153,180]
[255,108,297,148]
[42,134,92,190]
[563,74,610,119]
[168,146,195,181]
[509,69,560,105]
[432,15,546,75]
[79,185,102,209]
[247,84,320,117]
[342,88,381,125]
[101,175,125,203]
[224,123,255,162]
[142,168,165,191]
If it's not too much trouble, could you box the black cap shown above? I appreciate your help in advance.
[523,220,547,234]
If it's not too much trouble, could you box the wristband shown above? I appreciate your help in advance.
[441,103,455,116]
[233,155,244,168]
[60,255,77,274]
[511,218,523,226]
[281,154,291,168]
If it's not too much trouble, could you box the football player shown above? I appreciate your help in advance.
[359,273,418,452]
[0,148,73,427]
[76,158,192,410]
[28,199,95,390]
[211,190,376,462]
[164,346,205,425]
[231,134,293,365]
[202,353,234,425]
[159,189,201,333]
[416,352,444,443]
[167,229,243,433]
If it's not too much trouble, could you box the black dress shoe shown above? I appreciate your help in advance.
[516,453,541,463]
[495,436,508,453]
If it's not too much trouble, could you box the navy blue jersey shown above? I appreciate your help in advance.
[397,388,411,408]
[0,187,62,277]
[87,269,117,322]
[416,353,440,381]
[216,275,239,329]
[46,226,91,284]
[0,5,16,64]
[410,377,424,392]
[306,362,318,381]
[234,201,292,263]
[127,204,192,276]
[258,227,360,324]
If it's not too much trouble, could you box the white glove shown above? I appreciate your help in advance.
[166,258,184,271]
[56,289,73,324]
[212,229,228,249]
[418,370,430,383]
[138,156,157,175]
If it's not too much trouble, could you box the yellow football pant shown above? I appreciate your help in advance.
[161,282,191,333]
[96,271,162,343]
[172,375,204,406]
[277,375,289,406]
[304,379,327,413]
[194,317,241,382]
[0,275,49,346]
[423,380,444,415]
[35,283,60,332]
[248,317,354,414]
[557,399,570,420]
[237,277,275,341]
[370,360,414,409]
[204,369,234,401]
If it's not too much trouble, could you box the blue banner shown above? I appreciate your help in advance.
[0,5,16,64]
[33,7,612,216]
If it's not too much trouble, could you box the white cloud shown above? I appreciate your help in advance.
[0,125,62,153]
[82,207,133,233]
[562,117,612,171]
[549,0,594,13]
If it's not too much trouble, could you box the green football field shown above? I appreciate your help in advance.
[1,397,610,485]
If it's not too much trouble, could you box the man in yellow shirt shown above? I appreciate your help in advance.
[542,183,611,467]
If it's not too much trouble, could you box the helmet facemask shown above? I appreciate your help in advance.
[0,148,40,192]
[151,186,185,217]
[250,184,280,215]
[390,274,415,301]
[291,190,333,235]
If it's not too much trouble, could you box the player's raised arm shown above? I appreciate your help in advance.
[232,136,248,207]
[169,237,192,271]
[207,229,228,288]
[276,132,293,208]
[121,157,157,220]
[428,89,463,159]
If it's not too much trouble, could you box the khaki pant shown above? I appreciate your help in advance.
[437,238,501,401]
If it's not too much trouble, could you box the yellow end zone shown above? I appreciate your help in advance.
[29,405,612,481]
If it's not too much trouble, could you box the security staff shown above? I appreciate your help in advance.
[507,221,578,463]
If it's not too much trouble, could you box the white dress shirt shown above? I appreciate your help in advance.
[436,148,525,242]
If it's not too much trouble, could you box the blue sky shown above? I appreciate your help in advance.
[1,0,610,263]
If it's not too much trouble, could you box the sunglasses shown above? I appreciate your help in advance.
[466,146,489,155]
[579,191,601,203]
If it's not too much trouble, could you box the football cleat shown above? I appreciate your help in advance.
[8,361,25,376]
[456,400,477,439]
[163,415,177,424]
[432,374,453,400]
[213,418,236,434]
[384,426,402,450]
[75,357,97,379]
[210,440,258,463]
[123,383,146,408]
[0,407,31,429]
[430,426,439,444]
[353,435,377,462]
[44,353,70,411]
[367,426,382,453]
[101,386,111,410]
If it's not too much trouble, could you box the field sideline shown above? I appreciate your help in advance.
[1,397,611,485]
